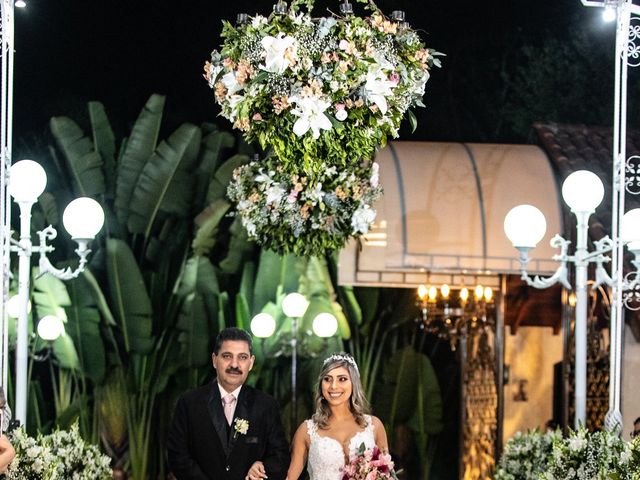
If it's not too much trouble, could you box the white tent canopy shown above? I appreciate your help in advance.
[339,141,563,287]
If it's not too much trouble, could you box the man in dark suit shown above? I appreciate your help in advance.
[168,327,289,480]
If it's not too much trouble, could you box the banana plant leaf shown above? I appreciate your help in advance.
[375,346,420,429]
[191,199,231,256]
[65,275,107,383]
[32,269,71,319]
[88,101,117,197]
[127,123,202,240]
[194,129,235,206]
[51,334,80,370]
[37,192,60,227]
[235,292,250,331]
[50,116,106,197]
[55,394,89,430]
[115,94,166,225]
[218,217,253,275]
[252,251,285,314]
[239,261,256,311]
[176,295,211,368]
[407,351,443,479]
[105,238,153,354]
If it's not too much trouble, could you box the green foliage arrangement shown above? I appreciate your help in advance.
[204,0,442,255]
[5,422,112,479]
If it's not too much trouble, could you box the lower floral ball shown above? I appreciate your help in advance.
[227,158,382,256]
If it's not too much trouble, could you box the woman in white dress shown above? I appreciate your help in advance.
[286,353,389,480]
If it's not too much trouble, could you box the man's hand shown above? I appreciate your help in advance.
[245,460,268,480]
[0,435,15,473]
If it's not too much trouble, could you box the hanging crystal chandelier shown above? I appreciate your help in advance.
[416,282,495,350]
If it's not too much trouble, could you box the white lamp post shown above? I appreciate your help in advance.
[8,159,104,425]
[579,0,640,431]
[280,292,308,427]
[503,170,640,428]
[250,293,339,427]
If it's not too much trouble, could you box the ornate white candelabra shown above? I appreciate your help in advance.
[504,170,640,428]
[8,159,104,425]
[578,0,640,432]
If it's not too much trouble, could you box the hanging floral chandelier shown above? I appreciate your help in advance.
[204,0,442,256]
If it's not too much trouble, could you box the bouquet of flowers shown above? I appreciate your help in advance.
[4,422,112,479]
[340,442,398,480]
[228,157,382,255]
[205,0,442,255]
[495,429,560,480]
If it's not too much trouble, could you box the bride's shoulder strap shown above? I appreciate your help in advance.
[305,418,318,437]
[365,414,375,431]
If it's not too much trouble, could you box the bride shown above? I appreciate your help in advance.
[286,353,389,480]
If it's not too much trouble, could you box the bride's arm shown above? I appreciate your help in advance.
[371,416,389,452]
[286,422,310,480]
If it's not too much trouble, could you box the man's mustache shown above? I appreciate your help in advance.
[226,367,243,374]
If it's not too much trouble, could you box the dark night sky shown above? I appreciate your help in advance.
[10,0,615,146]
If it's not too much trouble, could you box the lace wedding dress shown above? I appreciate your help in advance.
[306,415,376,480]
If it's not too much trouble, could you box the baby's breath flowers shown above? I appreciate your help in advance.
[206,0,441,255]
[6,422,112,479]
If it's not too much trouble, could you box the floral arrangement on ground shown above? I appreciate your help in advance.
[205,0,441,255]
[496,427,640,480]
[3,422,112,479]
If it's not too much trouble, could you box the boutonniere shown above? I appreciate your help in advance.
[233,418,249,439]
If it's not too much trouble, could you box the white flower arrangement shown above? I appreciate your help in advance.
[228,158,382,255]
[5,422,112,479]
[495,429,560,480]
[543,427,640,480]
[233,418,250,438]
[498,427,640,480]
[205,0,441,255]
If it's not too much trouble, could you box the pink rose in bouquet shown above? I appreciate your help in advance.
[341,443,398,480]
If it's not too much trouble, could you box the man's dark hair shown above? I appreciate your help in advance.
[213,327,253,355]
[635,417,640,425]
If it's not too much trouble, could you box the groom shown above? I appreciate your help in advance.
[168,327,289,480]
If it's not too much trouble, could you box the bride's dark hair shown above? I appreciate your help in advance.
[311,353,369,429]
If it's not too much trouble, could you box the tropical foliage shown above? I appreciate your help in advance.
[8,94,445,479]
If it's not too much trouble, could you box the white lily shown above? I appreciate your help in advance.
[351,205,377,234]
[221,71,243,96]
[363,68,396,114]
[261,33,296,74]
[290,95,333,139]
[265,184,286,204]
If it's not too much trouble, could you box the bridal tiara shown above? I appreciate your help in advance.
[323,354,359,372]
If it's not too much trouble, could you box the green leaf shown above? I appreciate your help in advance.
[50,116,106,196]
[66,275,107,383]
[52,333,80,370]
[127,123,202,240]
[192,199,231,256]
[176,294,210,367]
[88,101,117,197]
[115,94,166,225]
[106,238,153,354]
[407,109,418,133]
[32,270,71,319]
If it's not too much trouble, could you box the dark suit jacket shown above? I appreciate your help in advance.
[167,382,290,480]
